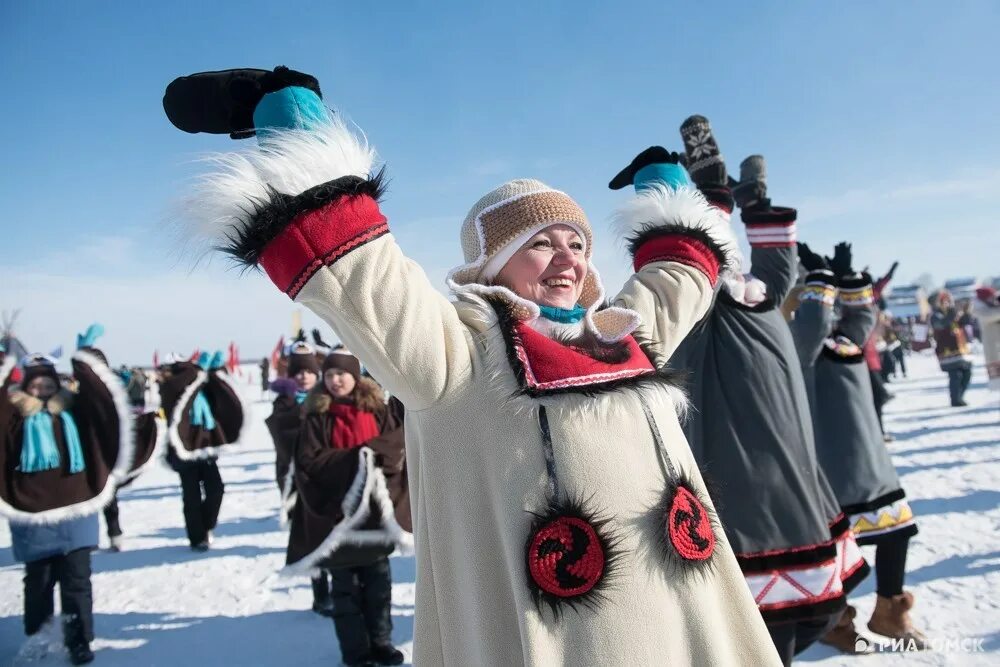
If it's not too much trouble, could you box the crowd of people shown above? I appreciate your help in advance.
[1,63,996,666]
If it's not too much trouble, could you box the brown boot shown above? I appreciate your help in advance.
[820,605,869,654]
[868,591,929,650]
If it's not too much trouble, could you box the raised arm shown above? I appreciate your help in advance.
[732,155,798,302]
[607,147,738,360]
[167,69,473,410]
[789,270,837,366]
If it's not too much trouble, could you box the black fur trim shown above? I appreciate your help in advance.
[736,542,839,574]
[698,184,734,212]
[829,514,851,538]
[855,522,918,547]
[759,595,847,625]
[805,270,837,287]
[741,204,797,226]
[625,223,730,273]
[841,489,907,516]
[717,289,776,313]
[837,273,873,290]
[524,494,624,619]
[842,560,871,596]
[221,169,387,268]
[486,297,687,399]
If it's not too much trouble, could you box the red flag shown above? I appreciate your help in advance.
[189,348,200,362]
[271,336,284,369]
[226,342,242,376]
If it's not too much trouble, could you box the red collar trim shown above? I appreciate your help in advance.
[513,321,654,393]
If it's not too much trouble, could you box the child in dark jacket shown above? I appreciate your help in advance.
[283,350,411,667]
[2,348,135,665]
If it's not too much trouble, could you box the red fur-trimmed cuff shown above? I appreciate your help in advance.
[633,233,722,285]
[742,206,797,248]
[259,194,388,298]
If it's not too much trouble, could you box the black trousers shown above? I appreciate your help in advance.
[767,613,840,667]
[103,494,122,539]
[312,569,331,605]
[23,548,94,645]
[947,364,973,405]
[875,533,910,597]
[892,347,907,376]
[329,556,393,664]
[178,460,225,546]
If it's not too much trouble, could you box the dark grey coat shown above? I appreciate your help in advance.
[793,273,917,545]
[673,223,846,607]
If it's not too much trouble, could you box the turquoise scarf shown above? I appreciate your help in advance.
[190,391,217,430]
[20,411,86,474]
[538,304,587,324]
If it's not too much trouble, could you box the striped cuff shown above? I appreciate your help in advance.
[837,274,874,307]
[633,234,722,286]
[799,272,836,306]
[742,206,797,248]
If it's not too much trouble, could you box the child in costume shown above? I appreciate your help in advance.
[792,242,925,651]
[265,340,335,616]
[164,65,782,665]
[282,349,409,666]
[931,290,975,406]
[158,351,247,551]
[2,343,135,665]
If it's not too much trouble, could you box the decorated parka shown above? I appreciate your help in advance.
[0,352,134,524]
[283,379,411,574]
[168,71,780,666]
[158,354,248,467]
[792,271,918,545]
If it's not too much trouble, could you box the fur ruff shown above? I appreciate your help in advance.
[611,184,742,276]
[176,117,378,262]
[280,447,413,578]
[1,351,137,525]
[167,370,252,462]
[8,387,74,418]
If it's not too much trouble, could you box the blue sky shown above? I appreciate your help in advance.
[2,1,998,364]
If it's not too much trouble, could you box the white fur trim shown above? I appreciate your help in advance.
[119,415,167,484]
[168,370,250,461]
[278,461,297,529]
[0,354,15,389]
[175,117,376,258]
[611,184,741,275]
[1,351,137,525]
[280,447,413,578]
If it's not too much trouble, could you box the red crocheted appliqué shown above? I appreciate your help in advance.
[667,486,715,561]
[527,516,605,598]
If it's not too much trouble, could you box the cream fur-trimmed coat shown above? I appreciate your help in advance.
[182,121,780,666]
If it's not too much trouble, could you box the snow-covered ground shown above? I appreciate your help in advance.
[1,353,997,665]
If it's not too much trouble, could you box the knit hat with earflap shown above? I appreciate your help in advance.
[448,179,599,302]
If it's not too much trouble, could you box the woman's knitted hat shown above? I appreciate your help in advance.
[448,179,602,307]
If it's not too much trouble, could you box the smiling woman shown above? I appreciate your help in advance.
[166,65,781,666]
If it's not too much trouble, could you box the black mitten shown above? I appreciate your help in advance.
[797,243,828,272]
[827,242,854,278]
[679,115,727,186]
[732,155,768,209]
[163,66,322,139]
